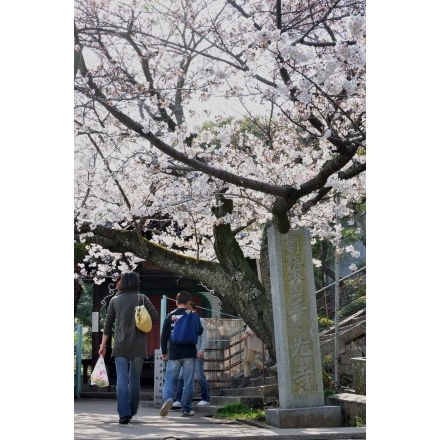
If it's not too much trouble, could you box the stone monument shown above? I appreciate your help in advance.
[266,226,341,428]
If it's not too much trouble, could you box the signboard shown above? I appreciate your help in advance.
[154,349,164,408]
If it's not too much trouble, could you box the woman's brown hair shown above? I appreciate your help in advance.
[116,271,140,292]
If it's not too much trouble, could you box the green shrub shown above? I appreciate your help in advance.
[352,416,366,427]
[338,295,366,320]
[322,367,334,389]
[318,316,334,331]
[216,402,265,421]
[342,276,366,301]
[324,388,336,398]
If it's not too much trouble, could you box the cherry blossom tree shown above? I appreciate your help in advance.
[74,0,366,357]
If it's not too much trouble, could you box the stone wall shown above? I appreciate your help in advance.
[320,316,366,392]
[351,357,366,395]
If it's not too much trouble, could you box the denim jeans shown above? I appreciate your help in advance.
[114,356,144,418]
[163,358,195,412]
[176,358,210,402]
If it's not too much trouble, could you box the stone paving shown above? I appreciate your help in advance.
[74,398,366,440]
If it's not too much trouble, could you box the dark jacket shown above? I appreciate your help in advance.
[160,308,203,360]
[103,290,158,357]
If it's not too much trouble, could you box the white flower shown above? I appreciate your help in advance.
[345,15,366,39]
[345,245,360,258]
[255,30,270,44]
[313,258,322,267]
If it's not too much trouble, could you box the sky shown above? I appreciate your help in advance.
[2,1,439,437]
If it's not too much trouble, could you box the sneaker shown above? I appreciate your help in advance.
[196,400,210,407]
[160,398,174,417]
[181,410,195,417]
[172,400,182,408]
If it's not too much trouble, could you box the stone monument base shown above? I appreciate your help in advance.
[266,406,341,428]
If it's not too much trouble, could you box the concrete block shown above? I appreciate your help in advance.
[351,357,366,395]
[265,405,341,428]
[326,392,366,426]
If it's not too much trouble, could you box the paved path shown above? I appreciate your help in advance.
[74,398,366,440]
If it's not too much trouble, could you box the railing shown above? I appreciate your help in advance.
[201,318,246,389]
[202,318,272,390]
[202,267,366,390]
[204,328,244,389]
[315,266,366,330]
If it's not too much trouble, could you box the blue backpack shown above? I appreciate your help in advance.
[171,310,201,345]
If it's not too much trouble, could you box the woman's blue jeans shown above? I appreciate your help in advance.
[162,358,195,412]
[176,358,210,402]
[114,356,144,418]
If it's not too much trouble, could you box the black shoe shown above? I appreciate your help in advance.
[119,415,132,424]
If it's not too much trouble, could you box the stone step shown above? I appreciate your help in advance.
[211,394,277,407]
[79,383,153,400]
[229,369,278,388]
[80,380,279,404]
[319,319,365,340]
[192,388,280,416]
[80,390,154,400]
[218,382,279,398]
[167,402,222,417]
[319,309,366,338]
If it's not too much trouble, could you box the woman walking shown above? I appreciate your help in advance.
[99,272,158,424]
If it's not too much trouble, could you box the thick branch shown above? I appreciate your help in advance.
[75,79,289,198]
[76,224,231,289]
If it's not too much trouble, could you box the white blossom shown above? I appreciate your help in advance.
[313,259,322,268]
[74,0,366,275]
[345,15,366,39]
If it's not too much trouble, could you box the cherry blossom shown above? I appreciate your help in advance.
[74,0,366,286]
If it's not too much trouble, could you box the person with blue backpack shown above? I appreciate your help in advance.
[172,301,210,409]
[159,291,203,417]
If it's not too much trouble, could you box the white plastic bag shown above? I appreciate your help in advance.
[90,356,109,387]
